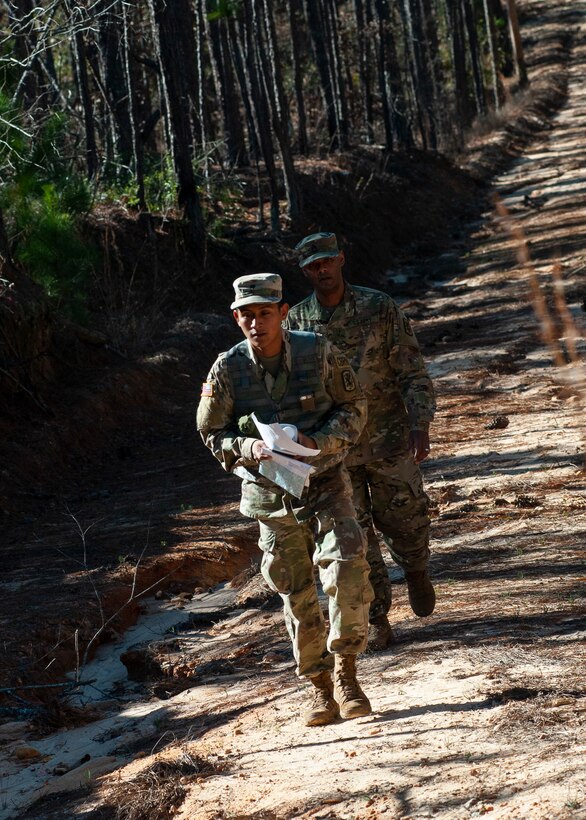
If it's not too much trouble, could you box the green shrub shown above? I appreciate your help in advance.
[14,185,98,321]
[0,95,97,320]
[102,154,177,213]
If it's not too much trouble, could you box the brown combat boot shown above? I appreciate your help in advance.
[333,655,372,719]
[304,671,340,726]
[405,569,436,617]
[367,615,396,652]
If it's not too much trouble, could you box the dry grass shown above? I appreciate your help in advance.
[103,750,225,820]
[488,693,586,741]
[493,194,586,467]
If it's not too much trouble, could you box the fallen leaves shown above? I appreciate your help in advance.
[13,746,42,761]
[485,415,510,430]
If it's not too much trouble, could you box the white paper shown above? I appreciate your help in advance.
[232,465,258,482]
[251,413,321,457]
[259,449,315,499]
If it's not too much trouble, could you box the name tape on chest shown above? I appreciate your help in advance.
[201,381,215,397]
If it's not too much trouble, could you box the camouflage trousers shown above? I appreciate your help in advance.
[348,452,431,622]
[257,469,373,678]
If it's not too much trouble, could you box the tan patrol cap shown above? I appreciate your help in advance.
[231,273,282,309]
[295,232,339,268]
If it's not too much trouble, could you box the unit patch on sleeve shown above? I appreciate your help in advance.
[201,381,215,397]
[342,369,357,392]
[403,316,414,336]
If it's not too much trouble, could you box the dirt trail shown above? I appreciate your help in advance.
[2,1,585,818]
[160,5,586,815]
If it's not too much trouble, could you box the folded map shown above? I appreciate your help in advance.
[251,414,318,497]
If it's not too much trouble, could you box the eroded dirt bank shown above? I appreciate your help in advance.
[1,0,585,818]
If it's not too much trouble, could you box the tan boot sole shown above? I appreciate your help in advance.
[304,701,340,727]
[339,699,372,719]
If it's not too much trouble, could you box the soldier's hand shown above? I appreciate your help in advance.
[409,430,430,463]
[297,432,318,450]
[291,431,318,462]
[252,440,272,461]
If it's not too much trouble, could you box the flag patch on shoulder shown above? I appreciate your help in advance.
[201,381,215,397]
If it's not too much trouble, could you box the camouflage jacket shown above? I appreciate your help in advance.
[286,283,435,466]
[196,329,367,518]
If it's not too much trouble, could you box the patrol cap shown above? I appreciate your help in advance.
[295,232,339,268]
[231,273,282,310]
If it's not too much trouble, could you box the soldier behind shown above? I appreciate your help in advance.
[197,273,374,726]
[285,233,436,651]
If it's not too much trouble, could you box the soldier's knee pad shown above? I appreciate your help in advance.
[259,548,291,594]
[258,528,290,594]
[322,555,373,604]
[374,481,429,529]
[323,516,366,561]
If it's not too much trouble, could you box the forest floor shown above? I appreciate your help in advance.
[1,0,585,818]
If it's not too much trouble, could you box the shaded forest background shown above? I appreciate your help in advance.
[0,0,540,425]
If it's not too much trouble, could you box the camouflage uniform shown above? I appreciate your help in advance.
[197,328,373,677]
[286,283,435,621]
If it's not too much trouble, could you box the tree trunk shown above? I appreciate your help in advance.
[489,0,514,77]
[0,207,14,270]
[374,0,412,150]
[418,0,445,147]
[258,0,302,218]
[504,0,528,88]
[8,0,49,110]
[70,18,99,179]
[240,1,281,231]
[445,0,472,138]
[150,0,205,246]
[192,1,206,152]
[482,0,501,108]
[121,0,146,209]
[287,0,309,154]
[304,0,338,148]
[220,20,248,166]
[354,0,375,143]
[322,0,349,149]
[227,15,266,227]
[97,0,133,169]
[462,0,487,116]
[402,0,437,150]
[207,7,248,167]
[227,15,261,162]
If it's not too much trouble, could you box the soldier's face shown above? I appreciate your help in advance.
[234,302,289,357]
[302,251,345,297]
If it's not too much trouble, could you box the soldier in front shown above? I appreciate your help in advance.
[197,273,374,726]
[286,233,436,651]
